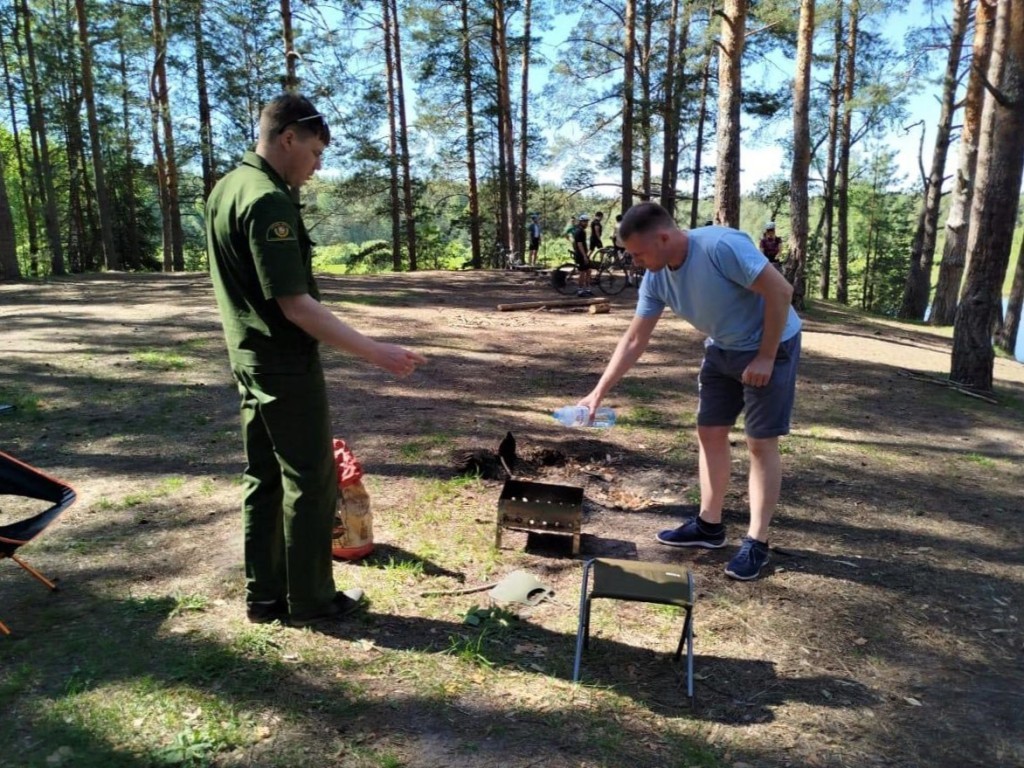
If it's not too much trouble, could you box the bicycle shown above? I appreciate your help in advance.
[594,247,642,295]
[551,259,582,295]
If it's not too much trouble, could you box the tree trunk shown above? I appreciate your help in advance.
[714,0,746,227]
[787,0,814,311]
[996,244,1024,354]
[493,0,518,257]
[117,33,141,269]
[461,0,482,269]
[0,18,38,275]
[18,0,65,275]
[194,0,216,198]
[281,0,298,91]
[150,92,171,272]
[899,0,972,319]
[382,0,402,270]
[660,0,685,214]
[518,0,531,256]
[390,0,417,271]
[622,0,635,210]
[0,149,17,280]
[75,0,120,271]
[489,11,508,257]
[639,0,653,199]
[820,1,843,300]
[932,0,995,325]
[151,0,183,272]
[689,42,712,229]
[951,1,1024,391]
[835,0,859,304]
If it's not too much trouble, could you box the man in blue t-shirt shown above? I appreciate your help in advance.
[577,202,802,581]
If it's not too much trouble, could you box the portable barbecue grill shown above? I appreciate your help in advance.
[495,478,584,555]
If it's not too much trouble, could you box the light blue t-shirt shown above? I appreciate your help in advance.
[635,227,802,351]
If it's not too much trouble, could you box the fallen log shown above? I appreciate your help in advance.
[588,303,610,314]
[496,296,610,312]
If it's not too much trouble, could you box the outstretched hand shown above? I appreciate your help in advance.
[373,342,427,378]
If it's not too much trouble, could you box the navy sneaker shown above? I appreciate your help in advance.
[725,536,770,580]
[656,517,726,549]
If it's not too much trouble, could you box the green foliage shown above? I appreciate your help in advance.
[846,148,916,316]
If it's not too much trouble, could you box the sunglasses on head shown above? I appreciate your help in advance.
[277,113,329,136]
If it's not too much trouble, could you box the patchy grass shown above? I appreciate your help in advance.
[2,272,1023,768]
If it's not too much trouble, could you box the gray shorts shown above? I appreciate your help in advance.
[696,332,801,439]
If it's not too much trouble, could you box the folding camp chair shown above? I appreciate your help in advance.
[573,557,695,701]
[0,450,77,635]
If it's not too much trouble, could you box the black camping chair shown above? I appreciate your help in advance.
[0,450,77,635]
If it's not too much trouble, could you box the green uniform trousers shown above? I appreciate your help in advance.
[233,357,337,615]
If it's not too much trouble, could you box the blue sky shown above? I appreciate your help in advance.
[531,0,950,194]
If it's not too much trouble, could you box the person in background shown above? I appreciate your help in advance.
[206,93,427,627]
[576,203,801,581]
[589,211,605,256]
[759,222,783,265]
[611,213,625,254]
[573,213,594,297]
[528,213,542,266]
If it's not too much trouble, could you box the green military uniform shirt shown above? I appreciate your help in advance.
[207,151,320,371]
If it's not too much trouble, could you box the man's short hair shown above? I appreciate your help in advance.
[619,202,677,242]
[260,93,331,145]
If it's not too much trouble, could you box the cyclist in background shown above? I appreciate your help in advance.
[573,214,594,297]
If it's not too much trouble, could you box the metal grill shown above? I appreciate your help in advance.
[495,479,584,555]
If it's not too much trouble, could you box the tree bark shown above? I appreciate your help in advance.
[194,0,216,199]
[75,0,120,271]
[382,0,402,270]
[518,0,532,256]
[0,148,17,280]
[932,0,995,325]
[0,18,38,275]
[713,0,746,227]
[898,0,972,320]
[117,33,141,269]
[689,41,712,229]
[820,0,843,300]
[996,246,1024,355]
[281,0,298,92]
[639,0,653,199]
[390,0,417,270]
[951,0,1024,391]
[461,0,482,269]
[659,0,680,213]
[151,0,184,272]
[490,0,518,256]
[835,0,860,304]
[787,0,815,311]
[622,0,636,210]
[18,0,65,275]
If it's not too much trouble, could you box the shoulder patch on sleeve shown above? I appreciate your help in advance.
[266,221,296,242]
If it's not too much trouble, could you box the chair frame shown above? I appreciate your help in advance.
[573,557,695,700]
[0,450,77,635]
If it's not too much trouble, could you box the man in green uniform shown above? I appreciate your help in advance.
[207,94,427,627]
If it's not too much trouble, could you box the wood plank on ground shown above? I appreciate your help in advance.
[496,297,610,312]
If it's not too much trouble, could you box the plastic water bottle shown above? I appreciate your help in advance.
[552,405,616,428]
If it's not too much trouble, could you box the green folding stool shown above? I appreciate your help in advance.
[573,558,695,700]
